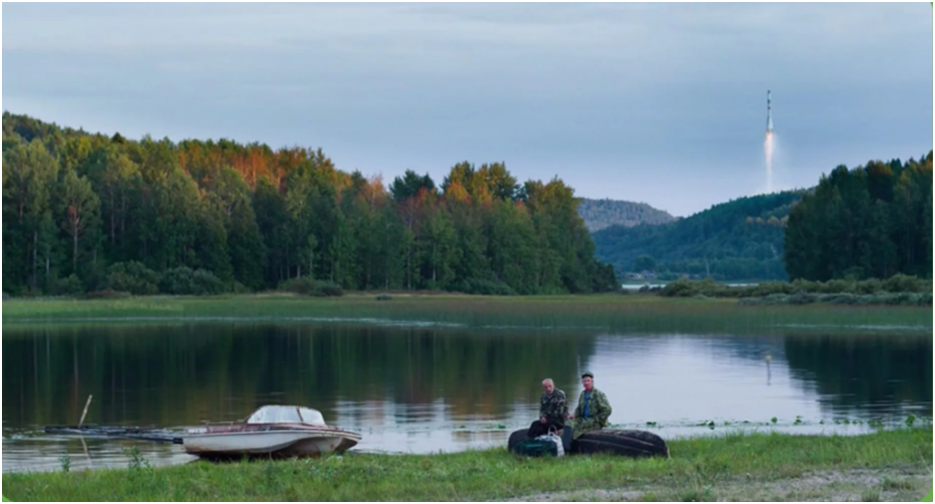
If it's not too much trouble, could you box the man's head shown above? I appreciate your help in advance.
[542,378,555,394]
[581,371,594,391]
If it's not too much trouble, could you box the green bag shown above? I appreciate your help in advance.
[514,438,559,457]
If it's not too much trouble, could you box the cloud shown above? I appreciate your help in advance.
[2,3,931,216]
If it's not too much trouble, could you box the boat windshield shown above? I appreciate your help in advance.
[246,406,327,426]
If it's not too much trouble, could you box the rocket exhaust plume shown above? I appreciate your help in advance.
[764,90,774,193]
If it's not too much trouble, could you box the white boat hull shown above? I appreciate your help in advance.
[183,429,360,459]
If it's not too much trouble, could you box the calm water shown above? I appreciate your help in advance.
[2,323,931,473]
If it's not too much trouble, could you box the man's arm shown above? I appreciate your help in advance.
[570,393,583,419]
[558,391,569,420]
[539,394,548,418]
[596,390,613,424]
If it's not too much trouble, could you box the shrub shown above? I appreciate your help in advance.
[83,289,131,300]
[278,277,344,297]
[279,277,317,295]
[823,279,855,294]
[375,294,393,301]
[55,274,85,296]
[741,289,932,307]
[742,281,795,297]
[787,291,817,305]
[450,278,515,296]
[790,278,821,294]
[106,262,160,295]
[315,282,344,297]
[159,267,225,295]
[855,278,883,295]
[658,279,697,297]
[883,274,923,293]
[19,286,43,298]
[816,293,859,305]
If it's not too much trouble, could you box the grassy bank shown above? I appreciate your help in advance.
[2,293,932,335]
[658,276,934,307]
[3,429,931,501]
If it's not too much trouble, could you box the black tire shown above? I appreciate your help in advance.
[571,429,669,458]
[507,428,530,453]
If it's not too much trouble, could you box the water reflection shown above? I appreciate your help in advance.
[2,324,931,472]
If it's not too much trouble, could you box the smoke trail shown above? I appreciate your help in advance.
[764,131,774,194]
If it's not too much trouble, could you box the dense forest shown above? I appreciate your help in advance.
[784,154,933,281]
[1,113,618,296]
[592,191,804,281]
[576,198,675,232]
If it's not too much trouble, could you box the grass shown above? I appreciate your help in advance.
[3,293,931,335]
[3,429,931,501]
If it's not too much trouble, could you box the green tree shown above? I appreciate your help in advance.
[81,145,141,263]
[783,154,933,281]
[632,255,656,273]
[487,200,538,293]
[2,140,60,292]
[56,166,101,277]
[923,177,933,277]
[422,204,459,289]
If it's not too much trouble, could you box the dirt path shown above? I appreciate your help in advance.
[494,467,932,502]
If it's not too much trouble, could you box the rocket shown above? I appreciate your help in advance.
[766,90,774,133]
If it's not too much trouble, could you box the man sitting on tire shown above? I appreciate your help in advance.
[568,371,612,440]
[527,378,568,438]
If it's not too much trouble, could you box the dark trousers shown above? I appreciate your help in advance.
[527,418,564,438]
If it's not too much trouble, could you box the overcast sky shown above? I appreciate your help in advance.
[3,3,932,216]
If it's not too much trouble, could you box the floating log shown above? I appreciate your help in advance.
[44,425,183,444]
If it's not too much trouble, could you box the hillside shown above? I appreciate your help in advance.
[577,198,676,231]
[592,191,806,281]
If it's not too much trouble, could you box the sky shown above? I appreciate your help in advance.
[2,2,932,217]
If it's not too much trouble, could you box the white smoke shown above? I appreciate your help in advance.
[764,130,774,194]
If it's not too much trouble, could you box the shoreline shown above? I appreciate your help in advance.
[3,429,931,501]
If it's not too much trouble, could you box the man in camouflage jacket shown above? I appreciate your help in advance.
[527,378,568,438]
[569,371,612,440]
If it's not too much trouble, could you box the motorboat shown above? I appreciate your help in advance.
[182,405,361,460]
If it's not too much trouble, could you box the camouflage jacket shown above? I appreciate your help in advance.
[539,389,569,423]
[573,387,612,426]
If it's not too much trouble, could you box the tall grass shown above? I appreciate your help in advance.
[2,294,931,334]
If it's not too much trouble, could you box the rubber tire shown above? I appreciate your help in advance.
[571,429,669,458]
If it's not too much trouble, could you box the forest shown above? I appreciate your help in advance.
[1,113,618,297]
[576,198,675,232]
[784,154,933,281]
[593,153,933,283]
[592,191,804,281]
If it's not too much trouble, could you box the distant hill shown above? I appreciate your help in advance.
[576,198,676,232]
[592,191,806,281]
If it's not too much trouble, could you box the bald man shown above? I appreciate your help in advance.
[527,378,569,438]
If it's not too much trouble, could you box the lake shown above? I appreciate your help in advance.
[2,322,931,473]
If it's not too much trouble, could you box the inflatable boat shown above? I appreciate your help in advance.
[508,426,669,458]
